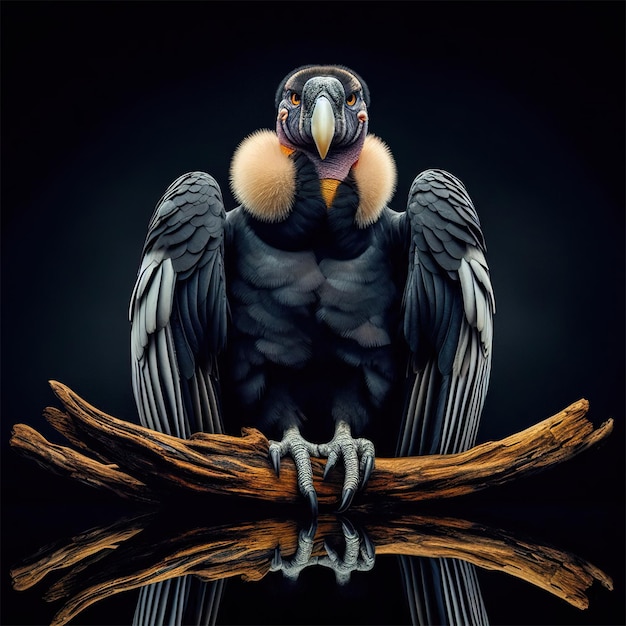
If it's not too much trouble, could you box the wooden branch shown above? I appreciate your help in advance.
[10,423,157,504]
[9,381,614,506]
[10,511,613,626]
[10,513,154,592]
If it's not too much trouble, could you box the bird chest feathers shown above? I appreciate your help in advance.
[227,207,399,367]
[225,209,400,442]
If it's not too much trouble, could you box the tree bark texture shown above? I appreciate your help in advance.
[9,381,614,507]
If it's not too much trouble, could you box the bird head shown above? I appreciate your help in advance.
[275,65,370,180]
[231,65,394,224]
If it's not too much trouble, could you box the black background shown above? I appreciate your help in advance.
[2,2,624,625]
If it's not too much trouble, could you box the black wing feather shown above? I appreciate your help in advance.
[397,168,495,457]
[133,577,225,626]
[129,171,227,439]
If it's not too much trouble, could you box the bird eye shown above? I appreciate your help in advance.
[290,92,301,106]
[346,92,357,106]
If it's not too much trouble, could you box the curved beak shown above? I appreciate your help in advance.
[311,95,335,160]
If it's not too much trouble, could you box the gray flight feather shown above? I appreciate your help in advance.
[399,555,489,626]
[129,171,228,439]
[133,576,225,626]
[397,168,495,457]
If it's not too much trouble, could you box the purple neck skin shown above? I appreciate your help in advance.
[276,121,367,181]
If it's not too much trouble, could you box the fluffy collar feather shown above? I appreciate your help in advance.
[229,130,396,228]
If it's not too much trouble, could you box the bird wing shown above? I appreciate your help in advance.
[397,168,495,456]
[133,577,225,626]
[129,171,228,439]
[399,555,489,626]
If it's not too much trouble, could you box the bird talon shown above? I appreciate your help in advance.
[271,522,319,581]
[323,540,339,562]
[304,516,318,541]
[305,489,319,518]
[318,515,376,585]
[270,547,282,570]
[269,445,282,477]
[336,487,355,513]
[362,530,375,561]
[269,427,321,514]
[338,516,358,538]
[319,421,375,512]
[322,452,338,480]
[361,454,374,487]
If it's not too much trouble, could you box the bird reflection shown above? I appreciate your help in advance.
[399,556,488,626]
[10,507,612,626]
[133,577,224,626]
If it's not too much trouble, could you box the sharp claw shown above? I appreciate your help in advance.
[305,517,318,540]
[339,516,357,538]
[269,446,281,477]
[323,540,339,562]
[323,455,337,480]
[336,487,355,513]
[306,489,319,518]
[271,546,282,569]
[362,530,375,560]
[361,455,374,487]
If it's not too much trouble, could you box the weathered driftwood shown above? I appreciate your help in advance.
[10,381,614,507]
[10,510,613,626]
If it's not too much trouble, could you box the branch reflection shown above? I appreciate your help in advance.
[10,505,613,626]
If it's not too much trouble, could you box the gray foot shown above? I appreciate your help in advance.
[270,518,375,585]
[268,426,320,516]
[270,522,318,581]
[318,420,375,512]
[319,518,376,584]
